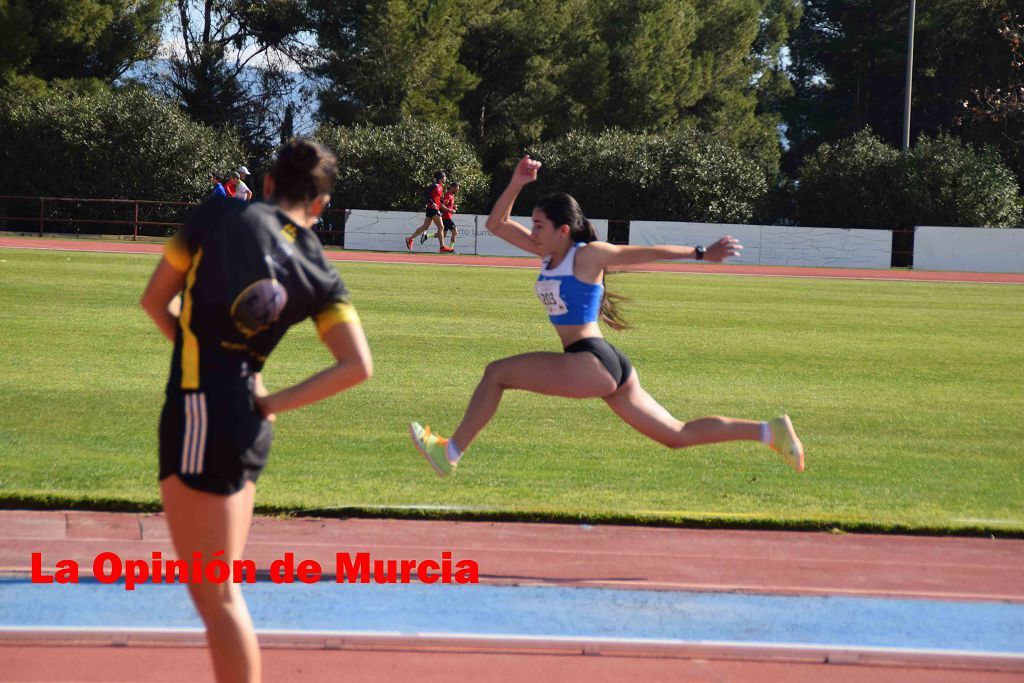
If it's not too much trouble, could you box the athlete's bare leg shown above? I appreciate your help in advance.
[161,476,260,683]
[450,351,617,450]
[432,215,445,249]
[603,371,762,447]
[408,216,433,241]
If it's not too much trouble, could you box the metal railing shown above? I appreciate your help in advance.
[0,195,198,239]
[0,195,348,246]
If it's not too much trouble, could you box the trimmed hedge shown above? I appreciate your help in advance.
[798,129,1023,228]
[525,128,769,223]
[0,87,244,203]
[313,120,489,213]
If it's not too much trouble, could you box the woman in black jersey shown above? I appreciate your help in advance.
[140,139,372,682]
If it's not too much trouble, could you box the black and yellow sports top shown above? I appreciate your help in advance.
[162,197,359,393]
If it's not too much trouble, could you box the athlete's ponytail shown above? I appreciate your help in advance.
[535,193,630,331]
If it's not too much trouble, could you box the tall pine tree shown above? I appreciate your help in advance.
[309,0,479,131]
[784,0,1014,173]
[0,0,166,95]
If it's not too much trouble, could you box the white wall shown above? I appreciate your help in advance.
[759,226,892,269]
[343,210,423,252]
[343,210,606,257]
[913,226,1024,273]
[629,221,892,269]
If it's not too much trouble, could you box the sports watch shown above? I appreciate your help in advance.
[694,245,706,261]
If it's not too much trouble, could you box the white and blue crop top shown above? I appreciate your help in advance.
[535,243,603,325]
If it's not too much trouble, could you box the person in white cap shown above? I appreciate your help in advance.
[236,166,253,201]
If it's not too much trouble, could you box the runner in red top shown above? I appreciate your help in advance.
[440,183,459,250]
[424,182,460,252]
[406,171,452,253]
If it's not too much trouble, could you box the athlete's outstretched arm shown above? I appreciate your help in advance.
[581,236,742,271]
[484,155,543,256]
[140,258,187,342]
[254,320,372,417]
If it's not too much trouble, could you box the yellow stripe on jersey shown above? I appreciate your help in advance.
[314,300,360,339]
[163,234,192,272]
[179,248,203,389]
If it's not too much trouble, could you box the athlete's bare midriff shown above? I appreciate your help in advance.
[553,321,603,348]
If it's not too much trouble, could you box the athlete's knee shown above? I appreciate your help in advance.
[486,358,526,389]
[188,581,240,620]
[482,360,508,386]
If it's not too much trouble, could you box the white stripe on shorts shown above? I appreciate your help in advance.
[194,393,208,474]
[180,393,207,474]
[180,394,193,473]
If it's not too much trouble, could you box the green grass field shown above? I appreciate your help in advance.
[1,247,1022,534]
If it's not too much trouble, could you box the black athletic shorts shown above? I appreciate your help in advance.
[158,385,273,495]
[425,208,440,218]
[442,218,455,232]
[564,337,634,388]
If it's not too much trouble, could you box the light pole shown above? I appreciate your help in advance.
[902,0,917,150]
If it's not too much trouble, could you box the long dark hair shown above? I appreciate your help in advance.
[535,192,630,331]
[270,138,338,204]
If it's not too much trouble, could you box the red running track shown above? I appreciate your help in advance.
[2,511,1023,682]
[2,235,1023,283]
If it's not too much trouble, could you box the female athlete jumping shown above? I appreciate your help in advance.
[410,155,803,476]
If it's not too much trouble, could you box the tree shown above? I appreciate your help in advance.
[0,87,244,237]
[309,0,479,131]
[153,0,312,163]
[459,0,800,178]
[956,11,1024,185]
[784,1,1014,173]
[280,102,295,145]
[457,0,606,171]
[0,0,166,95]
[680,0,802,176]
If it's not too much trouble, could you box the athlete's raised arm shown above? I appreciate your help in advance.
[484,155,544,257]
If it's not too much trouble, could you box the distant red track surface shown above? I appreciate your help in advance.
[2,235,1022,283]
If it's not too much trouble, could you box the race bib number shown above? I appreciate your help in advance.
[535,279,568,316]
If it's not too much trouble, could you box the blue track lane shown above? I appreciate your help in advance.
[1,578,1022,655]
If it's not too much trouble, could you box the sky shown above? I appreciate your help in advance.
[148,3,319,136]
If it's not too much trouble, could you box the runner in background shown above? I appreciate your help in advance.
[406,171,453,253]
[423,181,460,251]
